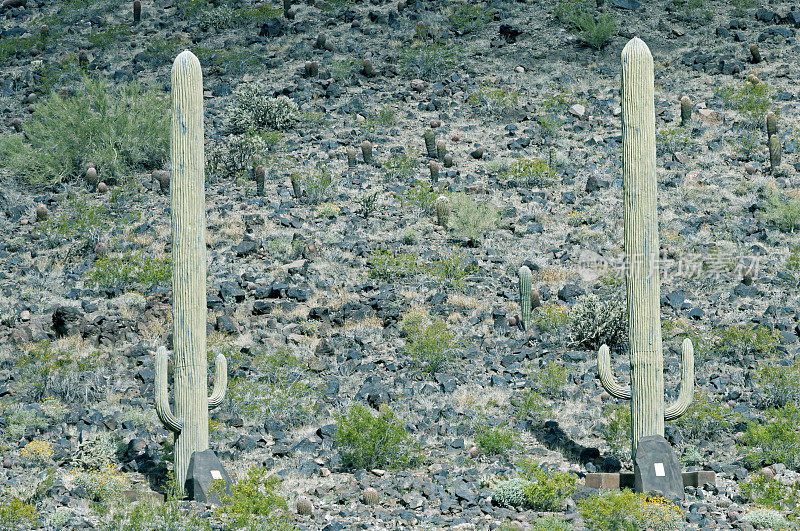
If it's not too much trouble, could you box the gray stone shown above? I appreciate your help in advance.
[185,450,232,504]
[634,435,684,500]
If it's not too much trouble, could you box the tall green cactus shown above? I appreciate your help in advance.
[596,38,694,459]
[518,266,532,331]
[154,50,228,491]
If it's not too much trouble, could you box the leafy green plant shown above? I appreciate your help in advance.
[335,404,420,470]
[399,39,462,81]
[578,489,684,531]
[754,357,800,408]
[401,182,445,213]
[0,76,168,186]
[87,251,171,291]
[672,0,711,20]
[568,293,628,350]
[718,81,775,125]
[73,463,127,502]
[533,302,570,333]
[530,361,568,398]
[467,83,521,116]
[673,392,741,441]
[741,403,800,470]
[0,496,38,530]
[368,249,420,280]
[426,249,475,289]
[300,162,336,204]
[531,516,573,531]
[88,24,131,49]
[449,3,494,34]
[358,105,397,139]
[501,157,556,187]
[600,402,631,459]
[656,127,691,155]
[213,466,292,530]
[712,323,780,359]
[474,425,517,456]
[551,0,594,22]
[572,11,616,50]
[518,459,576,511]
[383,150,419,181]
[401,310,458,374]
[740,471,800,512]
[449,193,498,246]
[762,192,800,233]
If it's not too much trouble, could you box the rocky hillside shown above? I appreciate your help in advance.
[1,0,800,529]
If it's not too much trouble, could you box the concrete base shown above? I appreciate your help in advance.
[585,470,715,490]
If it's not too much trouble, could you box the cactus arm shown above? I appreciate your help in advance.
[208,353,228,409]
[154,346,183,433]
[597,344,632,400]
[665,338,695,421]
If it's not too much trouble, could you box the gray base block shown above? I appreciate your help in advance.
[185,449,232,504]
[585,470,716,490]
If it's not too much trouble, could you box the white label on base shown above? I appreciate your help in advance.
[211,470,223,480]
[654,463,665,477]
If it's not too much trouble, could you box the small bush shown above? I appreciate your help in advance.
[754,357,800,408]
[741,403,800,470]
[533,302,570,333]
[599,402,631,459]
[467,83,521,116]
[501,157,556,187]
[712,323,780,359]
[572,11,616,50]
[674,392,741,441]
[87,251,171,292]
[449,193,498,246]
[672,0,711,20]
[383,150,419,181]
[213,466,292,530]
[578,490,684,531]
[530,360,568,398]
[227,84,298,133]
[762,192,800,233]
[449,3,494,34]
[741,508,790,529]
[552,0,594,22]
[492,478,528,508]
[531,516,573,531]
[297,162,336,205]
[21,440,54,463]
[368,249,420,281]
[740,471,800,511]
[517,389,549,420]
[493,461,576,511]
[358,105,397,139]
[717,81,774,125]
[206,133,271,182]
[401,310,458,374]
[0,76,168,186]
[44,194,111,242]
[73,463,126,502]
[0,497,37,530]
[474,425,517,456]
[568,293,627,350]
[74,432,121,471]
[401,182,445,213]
[656,127,691,155]
[426,249,475,289]
[335,403,420,470]
[400,39,462,81]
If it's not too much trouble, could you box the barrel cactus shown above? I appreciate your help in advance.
[361,140,373,164]
[296,496,313,515]
[679,95,691,126]
[363,487,380,505]
[424,129,436,158]
[434,195,450,227]
[596,38,694,459]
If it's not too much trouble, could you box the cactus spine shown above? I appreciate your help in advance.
[255,164,266,196]
[133,0,141,24]
[518,266,532,331]
[154,51,228,492]
[428,160,439,182]
[769,134,781,171]
[596,38,694,460]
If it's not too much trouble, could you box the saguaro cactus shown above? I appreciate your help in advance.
[154,50,228,491]
[596,38,694,459]
[518,266,532,331]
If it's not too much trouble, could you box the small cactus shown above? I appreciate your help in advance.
[347,147,357,168]
[153,170,170,194]
[436,140,446,161]
[290,173,301,199]
[11,117,22,132]
[296,496,313,516]
[86,166,98,189]
[133,0,141,23]
[769,134,781,171]
[680,95,691,126]
[363,487,380,505]
[35,204,48,222]
[518,265,532,331]
[428,160,439,182]
[749,43,761,64]
[424,129,436,158]
[97,181,108,193]
[255,164,266,196]
[40,24,49,37]
[443,153,453,168]
[304,60,318,78]
[361,140,373,164]
[316,33,327,49]
[362,58,374,77]
[434,195,449,227]
[766,111,777,138]
[283,0,291,16]
[747,73,760,85]
[78,50,88,68]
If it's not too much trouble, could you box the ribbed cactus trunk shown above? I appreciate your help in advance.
[596,38,695,465]
[621,37,663,458]
[170,49,209,491]
[518,266,532,331]
[154,51,227,494]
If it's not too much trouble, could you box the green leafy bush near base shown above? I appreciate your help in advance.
[571,12,617,50]
[492,460,576,511]
[212,466,293,530]
[599,402,631,459]
[673,392,741,441]
[717,80,775,125]
[577,489,684,531]
[401,310,458,374]
[754,357,800,408]
[87,251,171,291]
[474,425,517,456]
[0,77,168,186]
[741,403,800,470]
[740,471,800,514]
[762,192,800,233]
[0,496,38,530]
[335,403,420,470]
[449,193,498,246]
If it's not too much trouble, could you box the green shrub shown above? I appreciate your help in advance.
[358,105,397,139]
[213,466,292,530]
[741,403,800,470]
[762,192,800,233]
[329,57,360,82]
[718,81,774,125]
[43,194,110,241]
[741,508,790,530]
[88,24,131,49]
[399,39,462,81]
[335,403,420,470]
[300,162,336,204]
[227,84,298,134]
[740,471,800,511]
[501,157,556,187]
[599,402,631,459]
[449,193,498,246]
[674,392,741,441]
[568,293,627,350]
[474,425,517,456]
[0,76,168,186]
[578,490,684,531]
[754,357,800,408]
[492,477,528,507]
[73,464,127,502]
[530,361,568,398]
[533,302,570,333]
[206,133,271,182]
[531,516,572,531]
[368,249,420,280]
[551,0,594,22]
[449,3,494,34]
[401,182,445,213]
[87,251,171,291]
[491,464,575,511]
[517,389,550,420]
[672,0,711,20]
[195,45,264,77]
[467,83,521,116]
[0,496,38,530]
[401,311,457,374]
[712,323,780,359]
[656,127,691,155]
[383,150,419,181]
[74,432,121,471]
[572,11,616,50]
[426,249,475,289]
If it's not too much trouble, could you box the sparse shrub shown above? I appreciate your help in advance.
[449,193,498,246]
[73,463,126,502]
[227,84,298,134]
[213,466,292,530]
[449,3,494,34]
[533,302,569,333]
[599,402,631,459]
[762,191,800,233]
[88,24,131,49]
[401,182,445,213]
[426,249,475,289]
[401,310,458,374]
[383,150,419,181]
[74,432,121,471]
[531,516,572,531]
[0,76,168,186]
[43,194,111,243]
[21,440,54,463]
[674,392,741,441]
[227,346,317,429]
[578,489,684,531]
[467,83,521,116]
[741,403,800,470]
[518,461,576,511]
[474,425,517,456]
[656,127,691,155]
[358,105,396,139]
[300,162,336,204]
[5,407,48,442]
[0,496,37,530]
[680,445,702,467]
[672,0,711,20]
[48,508,72,529]
[206,133,270,182]
[741,508,790,529]
[718,80,774,125]
[571,11,616,50]
[754,357,800,408]
[740,471,800,511]
[329,57,360,82]
[492,478,527,507]
[399,39,462,81]
[87,251,171,292]
[314,202,340,218]
[530,360,568,398]
[335,403,420,470]
[712,323,780,359]
[368,248,420,280]
[517,389,549,420]
[551,0,594,22]
[501,157,556,187]
[568,293,627,350]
